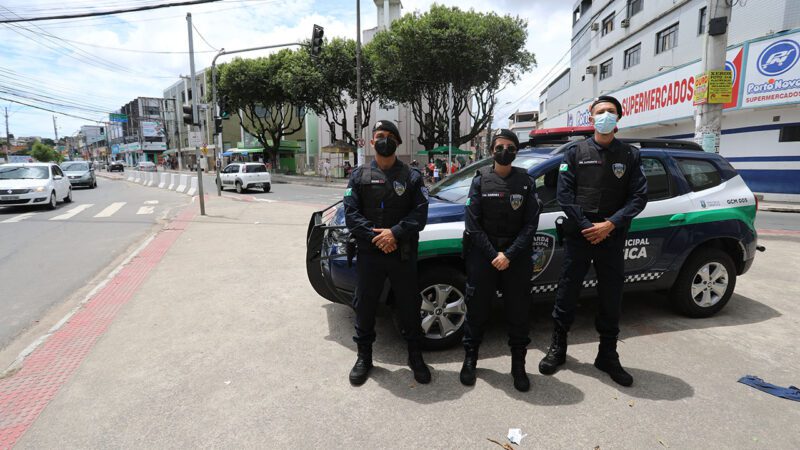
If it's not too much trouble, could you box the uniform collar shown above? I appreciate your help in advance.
[590,136,620,151]
[370,158,403,171]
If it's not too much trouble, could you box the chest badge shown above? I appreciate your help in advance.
[393,181,406,196]
[510,193,524,210]
[612,163,626,179]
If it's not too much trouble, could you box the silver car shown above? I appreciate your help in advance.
[60,161,97,189]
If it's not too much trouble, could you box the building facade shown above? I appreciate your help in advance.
[540,0,800,200]
[507,110,539,143]
[119,97,169,166]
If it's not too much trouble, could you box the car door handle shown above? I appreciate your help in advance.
[669,213,686,224]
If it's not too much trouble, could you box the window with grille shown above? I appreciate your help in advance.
[624,43,641,69]
[656,23,679,54]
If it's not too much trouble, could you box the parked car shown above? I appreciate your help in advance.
[0,163,73,209]
[306,139,764,349]
[218,162,272,193]
[60,161,97,189]
[109,160,125,172]
[136,161,157,172]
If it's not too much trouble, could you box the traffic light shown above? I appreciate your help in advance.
[214,116,223,135]
[218,96,230,119]
[182,105,195,126]
[311,24,324,57]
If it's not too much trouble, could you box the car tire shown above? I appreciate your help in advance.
[91,179,97,189]
[398,264,467,350]
[64,188,73,203]
[263,182,271,193]
[47,192,57,210]
[670,248,736,318]
[235,181,244,194]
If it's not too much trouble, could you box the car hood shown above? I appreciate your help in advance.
[0,179,49,189]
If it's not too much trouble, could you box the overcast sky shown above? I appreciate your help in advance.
[1,0,572,139]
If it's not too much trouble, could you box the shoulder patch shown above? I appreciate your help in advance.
[466,198,471,206]
[344,187,353,197]
[559,163,569,172]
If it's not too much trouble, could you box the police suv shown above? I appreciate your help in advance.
[306,139,763,349]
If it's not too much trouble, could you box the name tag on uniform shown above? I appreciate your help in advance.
[578,160,602,165]
[370,179,385,184]
[482,193,504,198]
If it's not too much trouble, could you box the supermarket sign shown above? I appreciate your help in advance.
[742,31,800,107]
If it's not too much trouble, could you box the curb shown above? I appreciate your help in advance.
[758,206,800,214]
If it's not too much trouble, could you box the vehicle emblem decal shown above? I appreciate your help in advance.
[531,233,556,281]
[510,193,523,210]
[700,200,707,208]
[612,163,626,179]
[393,181,406,196]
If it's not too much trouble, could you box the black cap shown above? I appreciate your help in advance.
[589,95,623,118]
[490,128,520,148]
[372,120,402,145]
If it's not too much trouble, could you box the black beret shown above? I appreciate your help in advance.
[490,128,520,148]
[372,120,402,145]
[590,95,624,118]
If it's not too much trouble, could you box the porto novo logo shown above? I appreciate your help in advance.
[757,39,799,76]
[724,60,736,86]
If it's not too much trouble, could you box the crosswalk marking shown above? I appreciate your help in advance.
[136,206,154,215]
[50,204,94,221]
[143,200,159,205]
[94,202,126,218]
[1,212,35,223]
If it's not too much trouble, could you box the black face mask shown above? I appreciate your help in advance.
[374,137,398,157]
[493,148,516,166]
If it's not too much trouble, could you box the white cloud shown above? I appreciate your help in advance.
[1,0,572,137]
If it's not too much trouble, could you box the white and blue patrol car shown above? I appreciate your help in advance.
[306,139,763,349]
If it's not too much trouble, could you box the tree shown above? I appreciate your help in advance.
[291,38,379,154]
[42,138,56,147]
[370,5,535,150]
[31,140,62,163]
[216,50,307,169]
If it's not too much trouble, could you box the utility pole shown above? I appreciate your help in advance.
[447,83,453,170]
[355,0,363,166]
[187,12,206,215]
[212,49,225,196]
[694,0,732,153]
[52,115,59,143]
[4,107,10,163]
[168,98,183,171]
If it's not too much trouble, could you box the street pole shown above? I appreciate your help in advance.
[356,0,363,167]
[187,12,206,215]
[694,0,732,153]
[448,83,453,171]
[4,107,10,163]
[52,115,58,143]
[212,49,225,196]
[169,98,183,172]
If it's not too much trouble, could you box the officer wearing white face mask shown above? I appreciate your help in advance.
[539,95,647,387]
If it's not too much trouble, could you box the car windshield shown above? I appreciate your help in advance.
[0,166,49,180]
[61,162,89,171]
[428,155,547,204]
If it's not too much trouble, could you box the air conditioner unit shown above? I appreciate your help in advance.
[591,22,600,31]
[586,65,598,75]
[621,18,630,28]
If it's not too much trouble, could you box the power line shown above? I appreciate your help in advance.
[0,97,106,122]
[193,23,218,51]
[0,0,222,24]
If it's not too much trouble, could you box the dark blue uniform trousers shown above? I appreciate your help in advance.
[463,249,533,351]
[552,230,626,338]
[353,249,422,347]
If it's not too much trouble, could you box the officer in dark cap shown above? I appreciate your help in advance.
[538,95,647,386]
[460,128,541,392]
[343,120,431,386]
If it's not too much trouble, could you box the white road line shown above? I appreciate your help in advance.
[136,206,155,215]
[1,212,36,223]
[50,204,94,221]
[94,202,126,218]
[144,200,159,205]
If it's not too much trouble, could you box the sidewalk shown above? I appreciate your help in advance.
[758,201,800,213]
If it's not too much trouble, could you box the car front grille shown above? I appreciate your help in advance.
[1,189,30,194]
[0,199,30,205]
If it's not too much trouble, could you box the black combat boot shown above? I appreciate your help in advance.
[459,347,478,386]
[349,343,373,386]
[408,349,432,384]
[538,325,568,375]
[594,337,633,387]
[511,348,530,392]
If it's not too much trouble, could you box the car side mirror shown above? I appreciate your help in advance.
[54,175,63,180]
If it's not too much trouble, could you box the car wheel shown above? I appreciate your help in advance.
[91,179,97,189]
[235,181,243,193]
[670,248,736,318]
[263,182,271,193]
[47,192,57,210]
[64,188,73,203]
[401,265,467,350]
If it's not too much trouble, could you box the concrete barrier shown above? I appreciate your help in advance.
[144,172,153,186]
[158,173,168,189]
[176,174,189,193]
[135,172,143,183]
[127,171,135,182]
[186,177,198,196]
[168,173,178,190]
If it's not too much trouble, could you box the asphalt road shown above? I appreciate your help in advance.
[0,177,190,350]
[756,210,800,232]
[194,170,345,206]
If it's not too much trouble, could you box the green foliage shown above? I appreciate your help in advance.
[370,5,535,149]
[30,140,63,163]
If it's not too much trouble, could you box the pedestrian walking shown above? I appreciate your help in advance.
[460,129,541,392]
[343,120,431,386]
[539,95,648,386]
[323,158,332,182]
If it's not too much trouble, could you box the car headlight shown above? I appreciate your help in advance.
[33,186,46,192]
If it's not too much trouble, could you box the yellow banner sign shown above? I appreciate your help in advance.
[708,70,733,104]
[693,72,709,105]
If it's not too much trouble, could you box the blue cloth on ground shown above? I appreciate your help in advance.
[738,375,800,401]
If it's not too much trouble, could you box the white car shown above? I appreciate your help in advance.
[0,163,73,209]
[219,163,272,193]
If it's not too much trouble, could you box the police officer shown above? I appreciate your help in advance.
[343,120,431,386]
[538,95,648,386]
[460,129,541,392]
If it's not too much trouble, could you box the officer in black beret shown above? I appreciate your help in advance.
[343,120,432,386]
[538,95,647,386]
[460,128,541,392]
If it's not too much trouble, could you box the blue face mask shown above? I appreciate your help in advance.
[593,112,618,134]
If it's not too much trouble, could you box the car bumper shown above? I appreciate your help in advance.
[0,192,50,206]
[68,178,93,186]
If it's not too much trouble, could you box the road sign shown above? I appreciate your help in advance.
[109,113,128,123]
[188,131,203,147]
